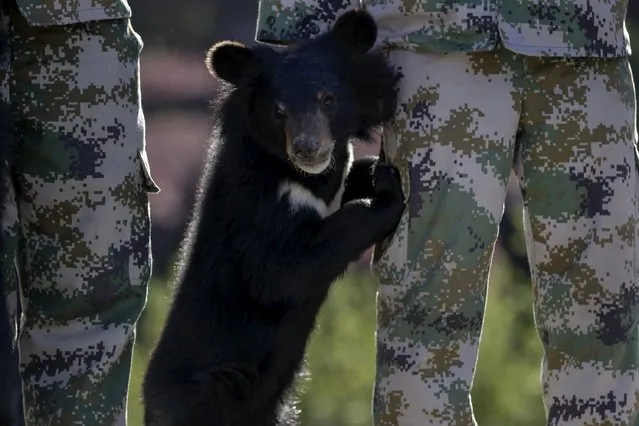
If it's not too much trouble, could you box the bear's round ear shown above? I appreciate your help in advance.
[331,9,378,54]
[205,41,260,86]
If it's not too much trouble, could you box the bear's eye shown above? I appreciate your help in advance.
[272,104,286,120]
[322,94,337,110]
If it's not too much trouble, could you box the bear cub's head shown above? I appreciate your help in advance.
[205,10,397,175]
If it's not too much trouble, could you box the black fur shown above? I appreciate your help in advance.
[341,154,378,205]
[142,10,404,426]
[0,25,22,426]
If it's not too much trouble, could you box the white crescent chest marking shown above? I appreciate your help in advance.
[277,145,354,218]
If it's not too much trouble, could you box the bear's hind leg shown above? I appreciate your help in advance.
[144,362,259,426]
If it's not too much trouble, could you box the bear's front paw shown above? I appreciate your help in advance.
[372,163,405,240]
[374,163,404,205]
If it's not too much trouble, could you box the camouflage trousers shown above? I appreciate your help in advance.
[0,1,160,425]
[371,45,639,426]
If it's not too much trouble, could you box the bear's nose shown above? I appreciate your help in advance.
[292,138,319,161]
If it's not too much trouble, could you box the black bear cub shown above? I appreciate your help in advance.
[142,9,404,426]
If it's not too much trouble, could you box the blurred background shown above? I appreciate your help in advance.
[126,3,639,425]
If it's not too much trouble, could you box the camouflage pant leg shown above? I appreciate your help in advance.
[516,55,639,426]
[371,48,522,426]
[5,4,160,425]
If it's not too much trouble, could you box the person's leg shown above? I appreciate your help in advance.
[516,55,639,425]
[371,48,522,426]
[8,2,159,424]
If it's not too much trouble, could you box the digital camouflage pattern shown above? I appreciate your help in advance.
[0,0,159,424]
[255,0,631,57]
[370,48,639,426]
[14,0,131,26]
[255,1,638,426]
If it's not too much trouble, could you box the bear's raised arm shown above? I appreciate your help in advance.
[341,156,378,205]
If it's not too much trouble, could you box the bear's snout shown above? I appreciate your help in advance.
[292,137,320,161]
[284,110,334,174]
